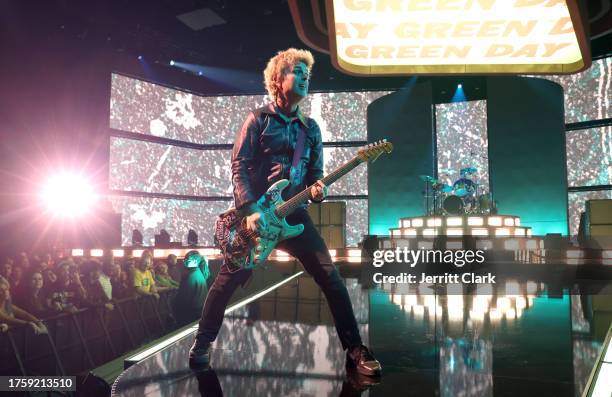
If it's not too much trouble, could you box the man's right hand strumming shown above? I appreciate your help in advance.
[245,205,266,232]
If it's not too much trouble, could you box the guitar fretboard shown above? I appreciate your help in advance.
[275,156,362,219]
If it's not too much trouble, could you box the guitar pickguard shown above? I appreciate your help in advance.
[214,179,304,269]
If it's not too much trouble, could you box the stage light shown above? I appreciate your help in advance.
[489,309,502,321]
[496,228,511,236]
[470,309,485,321]
[170,60,175,66]
[514,218,521,226]
[72,249,84,257]
[446,228,463,236]
[91,249,104,257]
[41,173,97,217]
[411,218,423,227]
[402,219,411,228]
[403,228,417,237]
[514,228,526,237]
[348,249,361,257]
[446,217,462,226]
[132,249,144,258]
[452,83,466,102]
[488,217,502,226]
[392,229,401,236]
[426,218,442,227]
[504,217,515,227]
[468,217,483,226]
[471,228,488,236]
[112,249,124,257]
[329,249,337,258]
[405,294,417,307]
[137,55,143,60]
[198,71,203,76]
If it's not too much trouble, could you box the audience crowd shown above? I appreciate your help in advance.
[0,250,208,335]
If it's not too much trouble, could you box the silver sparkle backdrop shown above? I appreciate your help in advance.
[109,73,388,246]
[435,100,489,193]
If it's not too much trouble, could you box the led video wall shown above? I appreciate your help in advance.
[110,73,387,143]
[435,100,489,194]
[558,57,612,235]
[109,73,389,246]
[542,57,612,124]
[109,54,611,241]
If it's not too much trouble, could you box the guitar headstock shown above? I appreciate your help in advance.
[357,139,393,163]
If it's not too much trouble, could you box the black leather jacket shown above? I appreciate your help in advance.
[231,103,324,213]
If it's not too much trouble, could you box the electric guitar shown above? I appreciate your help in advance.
[214,139,393,270]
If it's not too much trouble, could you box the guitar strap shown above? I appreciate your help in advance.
[289,124,307,186]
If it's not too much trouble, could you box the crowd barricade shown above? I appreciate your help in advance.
[0,289,178,377]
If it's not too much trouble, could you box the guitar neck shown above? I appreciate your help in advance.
[275,156,362,219]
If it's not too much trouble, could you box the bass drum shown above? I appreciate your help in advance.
[443,195,464,215]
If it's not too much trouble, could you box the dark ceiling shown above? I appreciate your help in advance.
[4,0,611,96]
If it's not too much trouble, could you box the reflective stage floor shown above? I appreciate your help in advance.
[112,262,611,396]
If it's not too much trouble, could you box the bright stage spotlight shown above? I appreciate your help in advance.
[41,173,97,217]
[170,60,175,66]
[452,83,466,102]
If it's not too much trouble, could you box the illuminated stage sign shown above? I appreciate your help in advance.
[325,0,590,75]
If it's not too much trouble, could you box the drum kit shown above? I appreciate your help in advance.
[419,167,496,216]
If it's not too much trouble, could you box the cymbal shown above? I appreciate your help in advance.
[419,175,436,182]
[439,168,457,174]
[460,167,478,175]
[440,184,453,193]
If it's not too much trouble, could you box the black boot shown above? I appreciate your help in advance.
[346,345,382,377]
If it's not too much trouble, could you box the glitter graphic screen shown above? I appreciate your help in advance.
[110,73,389,144]
[541,57,612,123]
[566,126,612,188]
[110,74,388,246]
[435,100,489,193]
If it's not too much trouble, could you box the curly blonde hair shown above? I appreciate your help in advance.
[263,48,314,102]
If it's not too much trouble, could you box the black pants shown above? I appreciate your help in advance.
[195,209,362,350]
